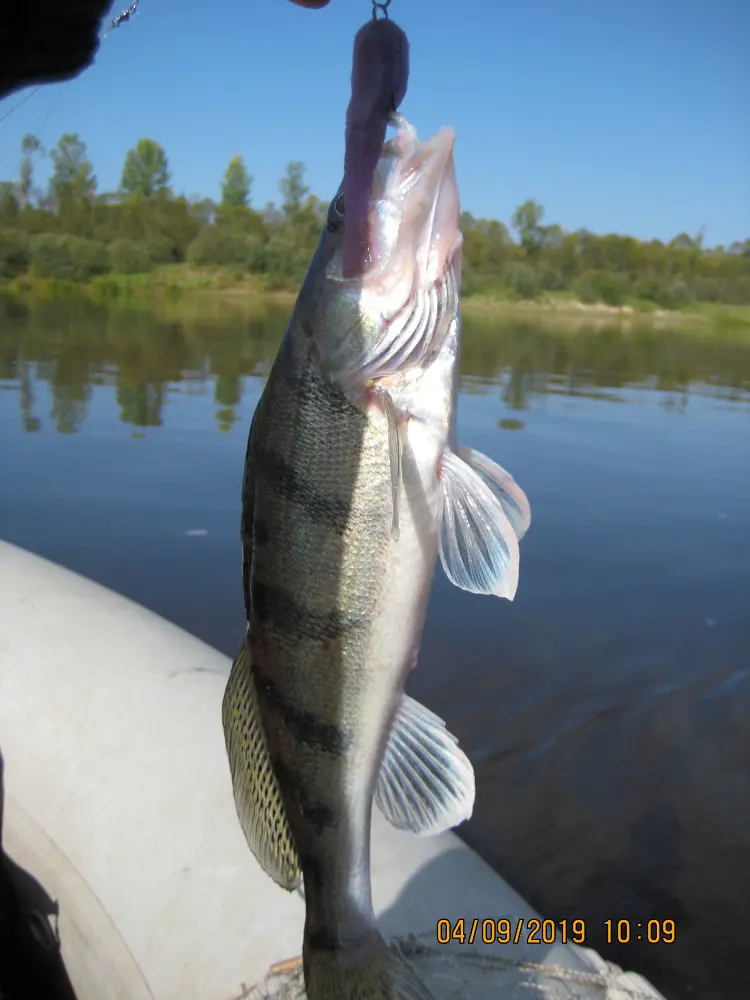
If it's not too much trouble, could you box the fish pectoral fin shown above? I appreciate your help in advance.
[221,642,301,891]
[456,445,531,540]
[375,693,475,836]
[437,447,529,601]
[377,386,404,541]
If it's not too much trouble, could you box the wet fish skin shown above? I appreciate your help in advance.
[222,116,530,1000]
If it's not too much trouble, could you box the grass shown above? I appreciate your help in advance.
[459,289,750,335]
[89,266,298,309]
[2,264,749,337]
[1,266,296,309]
[680,301,750,333]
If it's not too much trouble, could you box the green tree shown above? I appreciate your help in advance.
[18,134,42,207]
[189,196,216,226]
[48,133,97,212]
[511,199,545,256]
[107,238,154,274]
[506,262,541,299]
[220,155,252,209]
[30,234,109,281]
[149,195,201,260]
[216,156,264,233]
[0,184,20,223]
[280,161,309,219]
[0,229,29,276]
[670,229,704,252]
[120,139,170,200]
[1,128,749,308]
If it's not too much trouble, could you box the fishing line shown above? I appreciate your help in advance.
[0,86,41,126]
[0,87,66,215]
[0,0,143,215]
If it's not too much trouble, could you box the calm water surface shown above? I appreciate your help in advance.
[1,295,749,1000]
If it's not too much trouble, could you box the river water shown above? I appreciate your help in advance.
[1,294,749,1000]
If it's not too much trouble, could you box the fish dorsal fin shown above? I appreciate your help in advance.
[375,694,475,836]
[221,643,301,891]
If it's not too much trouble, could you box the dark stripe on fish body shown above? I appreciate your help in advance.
[305,927,342,953]
[253,445,351,534]
[268,755,338,834]
[300,799,337,835]
[279,361,360,419]
[253,518,270,547]
[297,851,326,895]
[251,580,364,644]
[305,925,381,953]
[254,670,354,757]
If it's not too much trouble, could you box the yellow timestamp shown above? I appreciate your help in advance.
[604,919,676,944]
[436,917,588,946]
[436,917,677,947]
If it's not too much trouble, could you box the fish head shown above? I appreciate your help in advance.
[349,116,462,293]
[302,116,463,396]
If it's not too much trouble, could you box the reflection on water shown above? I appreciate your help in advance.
[1,294,749,1000]
[1,295,749,437]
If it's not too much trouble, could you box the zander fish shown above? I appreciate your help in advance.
[222,113,531,1000]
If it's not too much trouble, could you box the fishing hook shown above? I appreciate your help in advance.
[372,0,391,20]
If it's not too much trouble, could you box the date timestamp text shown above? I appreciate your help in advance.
[436,918,676,947]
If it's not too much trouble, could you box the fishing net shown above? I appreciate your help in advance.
[243,933,664,1000]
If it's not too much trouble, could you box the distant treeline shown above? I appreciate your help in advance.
[0,132,748,308]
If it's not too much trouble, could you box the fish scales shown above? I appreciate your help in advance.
[247,315,429,941]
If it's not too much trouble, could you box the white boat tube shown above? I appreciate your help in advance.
[0,540,664,1000]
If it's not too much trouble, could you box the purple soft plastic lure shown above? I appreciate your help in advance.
[343,15,409,277]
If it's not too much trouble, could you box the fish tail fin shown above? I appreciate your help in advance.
[304,930,435,1000]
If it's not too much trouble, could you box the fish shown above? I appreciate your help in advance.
[222,113,531,1000]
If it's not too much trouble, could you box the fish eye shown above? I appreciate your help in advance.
[326,193,345,233]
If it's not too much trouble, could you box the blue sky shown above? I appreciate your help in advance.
[0,0,748,246]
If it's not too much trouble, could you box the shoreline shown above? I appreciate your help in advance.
[2,269,749,334]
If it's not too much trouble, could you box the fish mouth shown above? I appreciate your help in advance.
[313,115,462,395]
[348,115,462,314]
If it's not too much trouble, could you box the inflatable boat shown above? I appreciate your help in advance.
[0,540,665,999]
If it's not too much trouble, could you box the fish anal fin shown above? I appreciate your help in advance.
[375,693,475,836]
[221,643,301,891]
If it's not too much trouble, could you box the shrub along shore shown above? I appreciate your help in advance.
[0,132,748,329]
[3,266,749,339]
